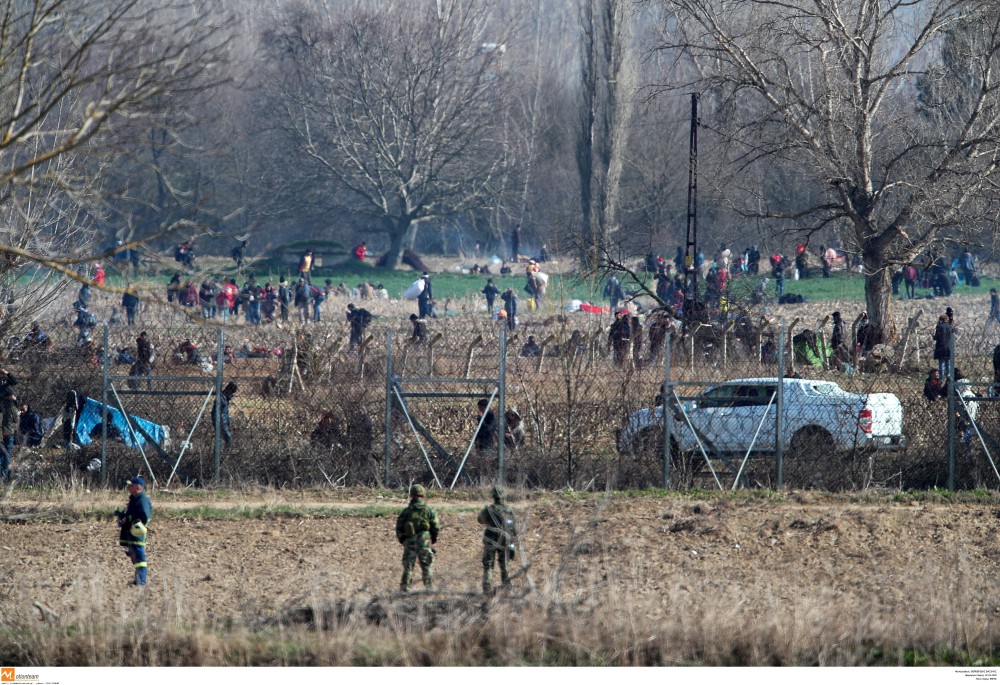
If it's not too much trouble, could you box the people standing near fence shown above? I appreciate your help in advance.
[129,331,155,389]
[0,384,18,483]
[311,282,326,322]
[198,280,216,320]
[395,484,440,592]
[418,273,433,318]
[500,288,517,331]
[212,382,238,448]
[960,248,976,287]
[116,476,151,586]
[604,275,624,313]
[951,369,979,457]
[478,485,517,595]
[294,279,310,323]
[475,398,497,455]
[18,403,42,447]
[933,314,953,380]
[608,309,632,366]
[121,289,140,326]
[771,254,785,301]
[482,278,499,314]
[346,303,372,351]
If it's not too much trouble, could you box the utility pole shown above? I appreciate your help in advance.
[684,93,700,325]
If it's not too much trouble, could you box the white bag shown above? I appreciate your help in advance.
[402,279,425,300]
[535,271,549,285]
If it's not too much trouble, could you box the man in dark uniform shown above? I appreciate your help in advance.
[477,485,517,594]
[395,484,440,592]
[116,475,152,586]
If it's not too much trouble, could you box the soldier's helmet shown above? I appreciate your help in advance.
[491,485,505,503]
[410,484,426,498]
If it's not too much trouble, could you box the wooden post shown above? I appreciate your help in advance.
[464,335,483,378]
[816,315,830,368]
[537,334,556,372]
[721,320,735,368]
[786,316,801,374]
[897,309,924,371]
[427,333,443,376]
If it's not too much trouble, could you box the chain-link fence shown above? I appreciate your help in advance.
[4,307,1000,491]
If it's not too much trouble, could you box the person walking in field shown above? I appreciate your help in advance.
[989,289,1000,327]
[501,288,517,331]
[418,273,434,318]
[116,476,152,586]
[395,484,440,592]
[478,485,518,594]
[482,278,499,313]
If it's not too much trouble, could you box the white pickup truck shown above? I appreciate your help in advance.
[616,377,907,457]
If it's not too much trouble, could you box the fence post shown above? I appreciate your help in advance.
[101,325,110,486]
[947,326,956,490]
[498,325,507,484]
[786,316,801,374]
[385,329,393,486]
[214,329,224,481]
[776,319,785,488]
[663,333,672,488]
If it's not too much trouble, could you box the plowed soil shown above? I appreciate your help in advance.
[3,488,999,632]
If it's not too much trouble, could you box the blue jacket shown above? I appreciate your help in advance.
[119,492,152,547]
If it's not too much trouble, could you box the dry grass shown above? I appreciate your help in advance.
[2,488,1000,666]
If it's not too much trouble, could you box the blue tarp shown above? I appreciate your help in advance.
[75,398,166,449]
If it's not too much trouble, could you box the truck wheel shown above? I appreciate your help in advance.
[786,426,834,488]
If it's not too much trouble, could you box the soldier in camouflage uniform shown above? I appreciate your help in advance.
[477,485,517,594]
[395,484,440,592]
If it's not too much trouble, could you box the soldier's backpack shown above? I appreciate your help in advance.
[496,506,517,558]
[403,505,432,539]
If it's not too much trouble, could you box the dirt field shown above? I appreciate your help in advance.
[2,487,1000,665]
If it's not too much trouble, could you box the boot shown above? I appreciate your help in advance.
[133,567,147,586]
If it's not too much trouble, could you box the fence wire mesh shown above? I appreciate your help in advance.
[3,302,1000,491]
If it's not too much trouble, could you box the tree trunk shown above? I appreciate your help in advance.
[381,218,412,270]
[863,250,897,344]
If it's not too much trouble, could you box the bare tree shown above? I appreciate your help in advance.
[263,0,513,269]
[656,0,1000,343]
[576,0,636,270]
[0,0,232,330]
